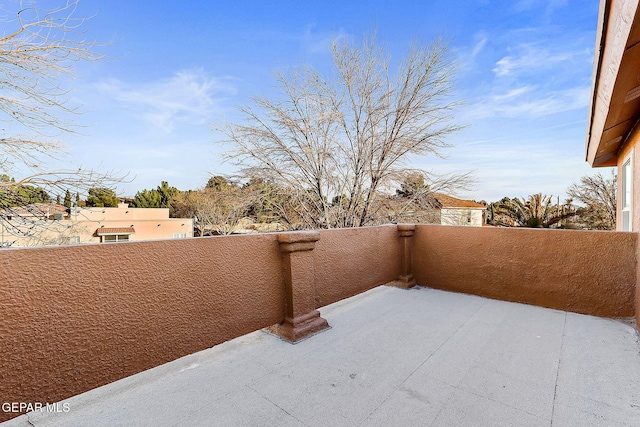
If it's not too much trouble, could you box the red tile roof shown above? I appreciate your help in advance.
[432,193,486,209]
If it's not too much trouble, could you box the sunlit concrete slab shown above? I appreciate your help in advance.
[4,286,640,427]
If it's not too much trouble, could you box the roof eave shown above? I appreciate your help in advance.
[586,0,640,167]
[586,0,611,166]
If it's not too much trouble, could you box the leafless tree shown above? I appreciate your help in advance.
[1,0,101,172]
[0,1,123,246]
[171,186,257,236]
[567,171,617,230]
[220,33,470,229]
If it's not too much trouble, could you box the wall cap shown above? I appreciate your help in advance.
[278,231,321,253]
[397,223,416,237]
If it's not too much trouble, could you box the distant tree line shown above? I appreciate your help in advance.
[1,174,51,207]
[0,178,120,210]
[1,170,619,241]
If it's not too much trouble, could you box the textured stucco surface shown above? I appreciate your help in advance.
[637,235,640,330]
[313,225,401,308]
[615,96,640,327]
[412,225,637,317]
[0,234,285,422]
[637,276,640,329]
[2,223,639,422]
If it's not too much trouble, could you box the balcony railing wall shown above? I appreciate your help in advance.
[412,225,637,318]
[0,224,637,422]
[313,225,401,308]
[0,225,401,422]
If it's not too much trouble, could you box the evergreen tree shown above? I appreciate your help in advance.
[131,189,162,208]
[63,190,72,208]
[86,188,119,207]
[131,181,179,208]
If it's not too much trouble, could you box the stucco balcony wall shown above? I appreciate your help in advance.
[313,225,401,308]
[0,226,403,422]
[412,225,637,319]
[1,224,638,423]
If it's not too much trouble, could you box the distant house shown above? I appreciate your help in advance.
[0,203,194,247]
[430,193,486,226]
[4,203,69,220]
[393,193,486,226]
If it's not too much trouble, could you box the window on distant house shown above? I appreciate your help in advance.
[103,234,130,243]
[69,236,80,244]
[622,156,632,231]
[173,232,187,239]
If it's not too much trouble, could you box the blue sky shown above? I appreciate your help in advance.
[55,0,602,202]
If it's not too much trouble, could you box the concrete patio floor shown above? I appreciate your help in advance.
[4,286,640,427]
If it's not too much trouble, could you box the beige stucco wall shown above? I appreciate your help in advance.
[3,206,194,246]
[440,208,484,226]
[73,206,172,221]
[412,225,637,317]
[70,206,194,243]
[616,125,640,232]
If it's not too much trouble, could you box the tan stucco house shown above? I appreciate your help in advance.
[1,203,194,247]
[587,0,640,230]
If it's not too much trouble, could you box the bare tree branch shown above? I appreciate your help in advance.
[220,33,469,228]
[567,171,617,230]
[0,1,124,247]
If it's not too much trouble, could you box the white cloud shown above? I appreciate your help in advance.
[491,86,535,101]
[471,34,487,57]
[300,24,349,56]
[95,69,236,133]
[492,44,589,77]
[462,36,593,120]
[464,86,589,120]
[415,132,597,202]
[513,0,568,13]
[500,87,589,116]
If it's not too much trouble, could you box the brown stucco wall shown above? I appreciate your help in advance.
[313,225,401,308]
[0,234,285,422]
[412,225,637,317]
[2,223,638,422]
[636,235,640,329]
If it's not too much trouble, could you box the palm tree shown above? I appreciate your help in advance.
[491,194,576,228]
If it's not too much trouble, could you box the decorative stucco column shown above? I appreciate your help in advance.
[390,224,417,289]
[269,231,330,342]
